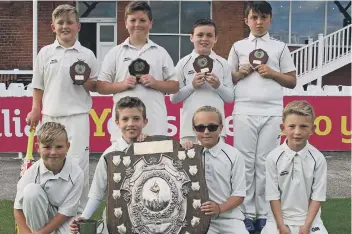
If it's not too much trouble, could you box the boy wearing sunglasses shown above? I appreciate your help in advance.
[182,106,248,234]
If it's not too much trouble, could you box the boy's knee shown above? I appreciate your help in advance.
[23,183,44,201]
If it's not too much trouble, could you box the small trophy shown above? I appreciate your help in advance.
[69,59,91,85]
[193,55,213,74]
[128,58,150,83]
[249,49,269,69]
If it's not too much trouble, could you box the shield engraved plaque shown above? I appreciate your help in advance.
[104,135,211,234]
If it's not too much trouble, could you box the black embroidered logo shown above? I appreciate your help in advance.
[311,227,320,232]
[50,59,58,64]
[187,70,195,75]
[280,171,289,176]
[123,57,132,62]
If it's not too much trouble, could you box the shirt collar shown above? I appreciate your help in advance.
[54,39,82,52]
[191,50,217,61]
[116,137,132,152]
[204,138,223,158]
[39,157,72,181]
[282,139,310,160]
[122,37,157,50]
[248,32,270,42]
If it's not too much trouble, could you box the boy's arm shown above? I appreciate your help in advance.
[26,89,43,126]
[221,150,246,212]
[257,44,297,89]
[213,62,234,103]
[83,51,100,92]
[228,44,246,84]
[170,59,195,103]
[36,213,69,234]
[270,200,289,232]
[300,200,321,231]
[14,209,32,233]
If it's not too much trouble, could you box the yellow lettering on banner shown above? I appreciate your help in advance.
[341,116,351,144]
[314,116,332,136]
[90,109,111,137]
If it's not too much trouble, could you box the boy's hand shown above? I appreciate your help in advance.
[26,108,40,127]
[298,224,310,234]
[140,74,158,88]
[136,133,148,142]
[256,64,275,78]
[201,201,221,216]
[205,73,220,89]
[69,217,85,234]
[238,64,253,79]
[192,73,206,89]
[277,223,290,234]
[181,141,194,150]
[122,76,137,90]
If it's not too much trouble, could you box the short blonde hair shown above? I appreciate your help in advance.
[283,100,315,122]
[192,106,223,126]
[37,122,68,145]
[52,4,79,23]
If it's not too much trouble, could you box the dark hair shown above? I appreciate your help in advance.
[245,1,272,17]
[191,19,217,35]
[125,1,153,21]
[115,96,147,120]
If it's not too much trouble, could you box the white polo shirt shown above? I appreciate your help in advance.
[98,38,177,136]
[203,140,246,220]
[88,137,130,201]
[32,40,100,117]
[14,157,84,217]
[228,33,296,116]
[170,50,234,138]
[266,140,327,226]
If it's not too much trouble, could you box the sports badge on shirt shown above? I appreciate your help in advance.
[69,59,91,85]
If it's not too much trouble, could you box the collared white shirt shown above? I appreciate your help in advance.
[14,157,84,217]
[98,38,177,136]
[266,140,327,226]
[32,40,100,117]
[203,140,246,220]
[88,137,130,201]
[228,33,296,116]
[170,50,234,138]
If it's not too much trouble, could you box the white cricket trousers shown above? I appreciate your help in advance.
[233,115,282,219]
[207,218,249,234]
[42,114,89,211]
[22,183,72,234]
[261,218,328,234]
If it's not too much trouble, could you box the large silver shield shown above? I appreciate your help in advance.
[104,135,210,234]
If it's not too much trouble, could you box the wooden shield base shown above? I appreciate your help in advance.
[104,135,211,234]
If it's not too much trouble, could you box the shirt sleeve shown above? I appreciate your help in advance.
[279,44,296,74]
[266,154,280,201]
[214,61,234,103]
[170,58,195,103]
[88,51,100,81]
[88,154,108,201]
[311,156,327,201]
[227,44,239,73]
[31,48,45,90]
[161,48,177,81]
[58,171,84,217]
[98,47,117,83]
[230,151,246,197]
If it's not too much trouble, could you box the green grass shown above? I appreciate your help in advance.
[1,198,350,233]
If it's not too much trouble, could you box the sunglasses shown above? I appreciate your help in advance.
[193,124,219,132]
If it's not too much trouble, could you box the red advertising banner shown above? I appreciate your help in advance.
[0,96,351,152]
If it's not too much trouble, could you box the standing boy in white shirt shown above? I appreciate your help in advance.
[26,4,100,210]
[262,100,328,234]
[69,96,148,234]
[14,122,84,234]
[227,1,296,232]
[182,106,248,234]
[170,19,234,144]
[96,1,179,144]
